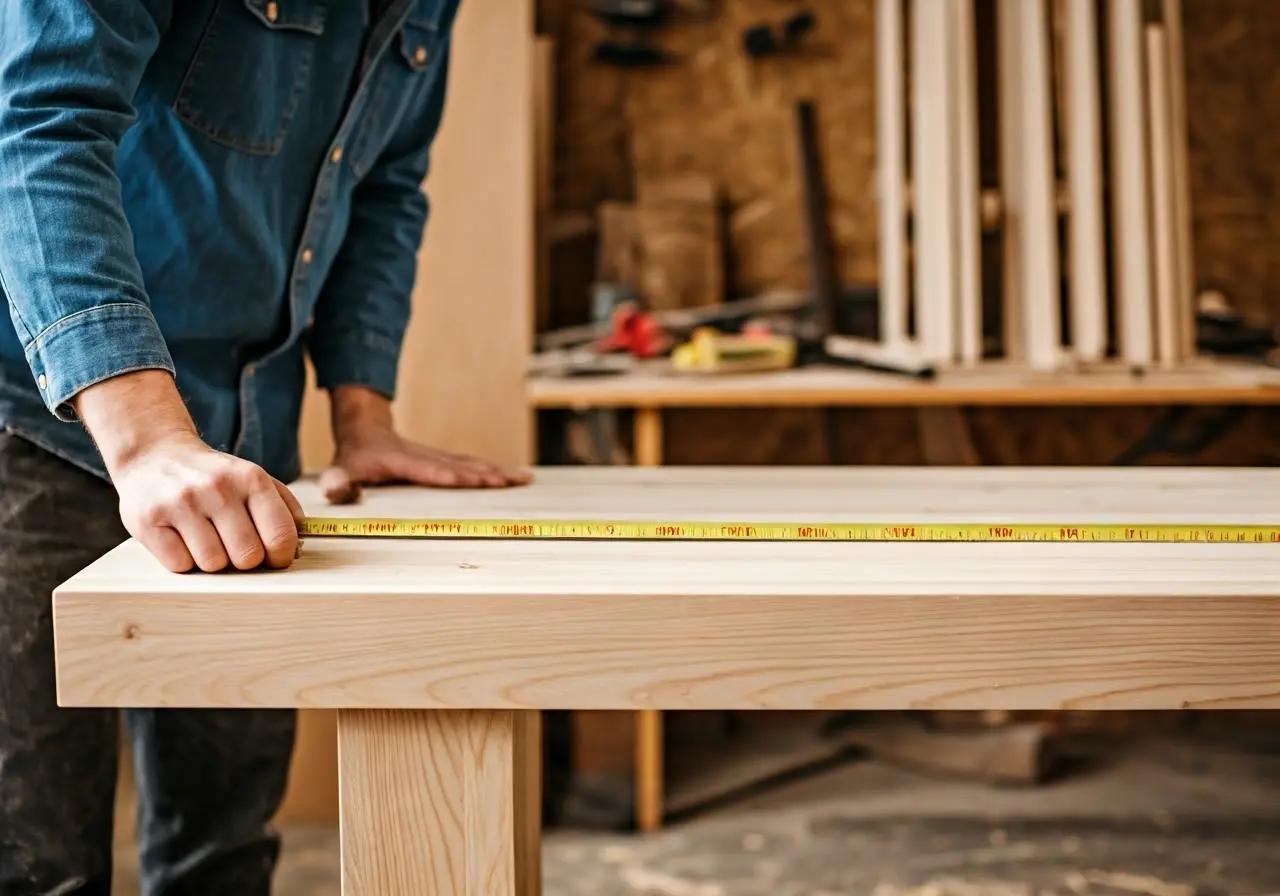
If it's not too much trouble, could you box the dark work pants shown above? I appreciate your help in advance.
[0,431,296,895]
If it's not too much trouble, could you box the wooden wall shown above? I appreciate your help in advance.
[541,0,1280,466]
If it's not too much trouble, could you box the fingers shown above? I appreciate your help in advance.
[137,526,195,574]
[248,482,302,569]
[173,513,231,573]
[272,477,308,525]
[124,456,304,573]
[318,466,361,504]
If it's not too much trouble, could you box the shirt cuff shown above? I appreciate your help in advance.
[23,302,176,422]
[309,329,401,399]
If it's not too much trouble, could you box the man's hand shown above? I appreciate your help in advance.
[319,386,531,504]
[75,370,305,573]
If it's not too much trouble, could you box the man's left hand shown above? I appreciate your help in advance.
[318,386,532,504]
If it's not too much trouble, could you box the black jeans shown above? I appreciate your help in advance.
[0,432,296,895]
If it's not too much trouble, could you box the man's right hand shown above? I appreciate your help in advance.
[74,369,305,573]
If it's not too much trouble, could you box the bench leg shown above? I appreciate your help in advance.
[338,708,542,895]
[632,406,666,833]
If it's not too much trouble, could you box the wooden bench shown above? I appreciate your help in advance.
[52,466,1280,894]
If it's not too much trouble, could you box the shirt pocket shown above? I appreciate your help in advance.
[346,6,445,179]
[173,0,328,157]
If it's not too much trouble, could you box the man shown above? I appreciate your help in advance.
[0,1,528,892]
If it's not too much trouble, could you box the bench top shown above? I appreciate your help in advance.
[52,467,1280,712]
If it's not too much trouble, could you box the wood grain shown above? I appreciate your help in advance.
[339,708,539,895]
[53,467,1280,713]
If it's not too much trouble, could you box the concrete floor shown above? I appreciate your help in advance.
[112,727,1280,894]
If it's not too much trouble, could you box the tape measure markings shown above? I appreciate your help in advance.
[298,518,1280,544]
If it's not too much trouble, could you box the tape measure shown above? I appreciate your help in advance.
[298,517,1280,544]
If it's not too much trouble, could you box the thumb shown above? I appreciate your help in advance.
[318,465,363,505]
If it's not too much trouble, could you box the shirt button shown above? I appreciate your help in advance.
[414,46,428,65]
[301,248,313,264]
[330,146,343,163]
[37,374,46,390]
[266,2,279,22]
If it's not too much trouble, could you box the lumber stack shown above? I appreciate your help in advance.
[876,0,1196,373]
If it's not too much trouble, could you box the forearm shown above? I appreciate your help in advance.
[0,1,169,420]
[328,384,393,442]
[73,369,198,472]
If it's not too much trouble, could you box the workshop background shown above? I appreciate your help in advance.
[108,0,1280,893]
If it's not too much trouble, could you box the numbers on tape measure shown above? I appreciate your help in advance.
[296,518,1280,544]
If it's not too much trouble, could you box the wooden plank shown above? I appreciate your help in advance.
[53,467,1280,713]
[631,405,664,832]
[997,0,1024,361]
[1063,0,1108,362]
[910,0,957,364]
[338,708,539,895]
[526,359,1280,408]
[1017,0,1063,370]
[876,0,909,348]
[1145,24,1181,368]
[1162,0,1197,360]
[950,0,984,365]
[1108,0,1155,370]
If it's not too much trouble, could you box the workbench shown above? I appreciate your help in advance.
[53,466,1280,894]
[528,358,1280,830]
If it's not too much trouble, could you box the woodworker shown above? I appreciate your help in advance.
[0,1,528,892]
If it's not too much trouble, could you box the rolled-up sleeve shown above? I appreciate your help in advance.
[308,40,452,399]
[0,0,171,421]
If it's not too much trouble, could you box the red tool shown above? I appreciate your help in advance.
[595,302,672,358]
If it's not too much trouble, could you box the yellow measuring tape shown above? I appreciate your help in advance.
[298,518,1280,544]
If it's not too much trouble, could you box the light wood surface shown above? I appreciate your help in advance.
[1145,24,1182,368]
[911,0,957,363]
[339,708,539,895]
[1108,0,1155,368]
[1161,0,1197,360]
[1063,0,1107,363]
[875,0,908,349]
[950,0,983,366]
[528,360,1280,408]
[997,0,1024,362]
[54,466,1280,713]
[1015,0,1062,371]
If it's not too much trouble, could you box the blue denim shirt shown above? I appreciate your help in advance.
[0,0,458,483]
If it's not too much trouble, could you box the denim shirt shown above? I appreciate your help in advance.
[0,0,458,484]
